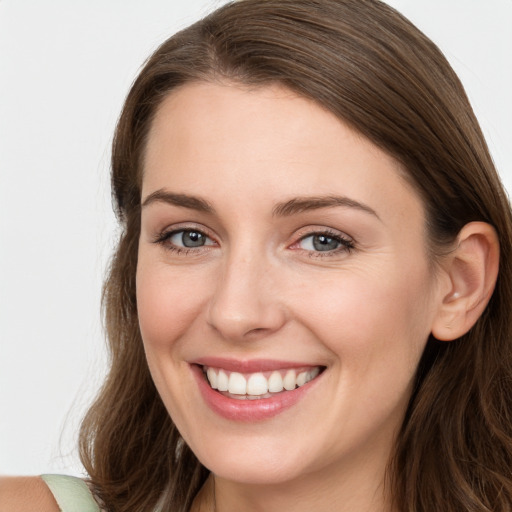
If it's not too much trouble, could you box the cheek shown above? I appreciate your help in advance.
[136,258,209,353]
[291,262,435,372]
[135,257,211,430]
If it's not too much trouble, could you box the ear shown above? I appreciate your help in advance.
[431,222,499,341]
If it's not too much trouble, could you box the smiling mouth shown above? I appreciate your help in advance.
[201,365,325,400]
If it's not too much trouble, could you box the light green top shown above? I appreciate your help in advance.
[41,474,101,512]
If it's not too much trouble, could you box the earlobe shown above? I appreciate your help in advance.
[431,222,499,342]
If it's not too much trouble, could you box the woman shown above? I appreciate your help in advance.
[2,0,511,511]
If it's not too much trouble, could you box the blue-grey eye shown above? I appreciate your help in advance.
[170,230,211,248]
[299,234,344,252]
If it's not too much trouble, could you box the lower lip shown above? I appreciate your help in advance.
[191,365,321,422]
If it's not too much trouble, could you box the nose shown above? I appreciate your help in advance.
[206,251,287,342]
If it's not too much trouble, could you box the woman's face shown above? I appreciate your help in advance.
[137,82,444,486]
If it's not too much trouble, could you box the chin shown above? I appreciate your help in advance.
[183,428,320,485]
[204,452,307,485]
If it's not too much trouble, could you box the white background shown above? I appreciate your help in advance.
[1,0,511,476]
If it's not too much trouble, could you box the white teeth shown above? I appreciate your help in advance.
[283,370,297,390]
[228,372,247,395]
[296,371,307,387]
[206,368,218,389]
[268,371,284,392]
[217,369,229,392]
[204,366,322,396]
[247,373,268,395]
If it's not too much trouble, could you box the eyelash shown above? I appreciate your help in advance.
[152,228,216,255]
[152,227,355,257]
[294,229,355,257]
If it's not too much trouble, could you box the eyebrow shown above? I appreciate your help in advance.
[141,189,215,213]
[141,189,379,220]
[272,195,380,219]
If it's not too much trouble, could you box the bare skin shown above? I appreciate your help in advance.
[0,476,59,512]
[1,84,498,512]
[190,475,216,512]
[138,82,498,512]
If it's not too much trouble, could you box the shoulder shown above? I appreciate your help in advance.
[0,476,60,512]
[0,475,102,512]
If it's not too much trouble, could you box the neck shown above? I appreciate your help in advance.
[190,408,404,512]
[193,451,396,512]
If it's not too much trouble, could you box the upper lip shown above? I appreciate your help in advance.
[192,357,324,373]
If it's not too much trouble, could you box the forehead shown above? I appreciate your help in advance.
[142,81,423,225]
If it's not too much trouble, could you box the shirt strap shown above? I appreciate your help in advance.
[41,474,101,512]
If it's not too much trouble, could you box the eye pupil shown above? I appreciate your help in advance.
[182,231,205,247]
[313,235,339,251]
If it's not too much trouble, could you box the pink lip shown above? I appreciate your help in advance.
[190,363,323,422]
[193,357,319,373]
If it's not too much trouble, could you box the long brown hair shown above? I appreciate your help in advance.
[79,1,512,511]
